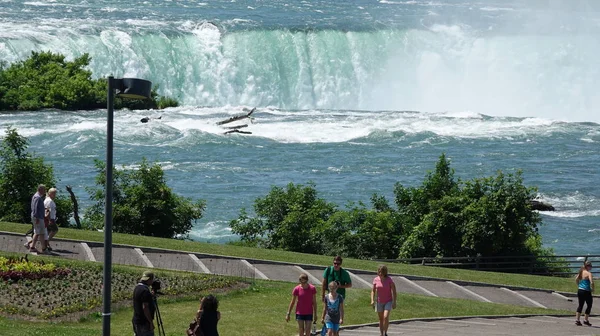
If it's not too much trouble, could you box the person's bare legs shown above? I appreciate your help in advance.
[302,320,311,336]
[383,309,391,335]
[297,320,305,336]
[46,231,55,249]
[30,233,39,251]
[377,311,385,335]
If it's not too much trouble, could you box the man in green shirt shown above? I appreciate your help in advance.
[322,256,352,299]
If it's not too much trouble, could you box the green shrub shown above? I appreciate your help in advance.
[230,154,552,270]
[0,51,179,111]
[84,158,206,237]
[397,156,542,259]
[0,127,73,226]
[157,96,179,109]
[230,182,337,254]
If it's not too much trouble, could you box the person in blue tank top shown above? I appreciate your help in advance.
[575,261,594,326]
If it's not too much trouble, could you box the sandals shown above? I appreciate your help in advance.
[584,321,592,326]
[575,320,582,326]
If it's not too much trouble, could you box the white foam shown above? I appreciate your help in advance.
[188,221,234,241]
[544,210,600,218]
[438,110,483,119]
[480,6,515,12]
[379,0,417,4]
[23,1,61,6]
[536,192,600,218]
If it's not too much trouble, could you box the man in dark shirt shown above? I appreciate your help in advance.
[28,185,47,253]
[133,271,156,336]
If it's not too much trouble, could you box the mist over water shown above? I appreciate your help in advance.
[1,0,599,254]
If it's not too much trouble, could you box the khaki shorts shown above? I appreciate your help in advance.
[32,217,47,236]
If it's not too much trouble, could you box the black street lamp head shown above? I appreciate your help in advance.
[115,78,152,100]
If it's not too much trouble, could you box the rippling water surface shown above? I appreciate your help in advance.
[1,0,599,254]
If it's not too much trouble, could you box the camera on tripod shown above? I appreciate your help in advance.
[151,279,166,336]
[151,279,162,294]
[151,279,164,295]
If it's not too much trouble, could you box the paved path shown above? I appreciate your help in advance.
[0,231,584,313]
[343,315,600,335]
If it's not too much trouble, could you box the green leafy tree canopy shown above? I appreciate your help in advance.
[0,127,72,226]
[0,51,178,111]
[85,158,205,238]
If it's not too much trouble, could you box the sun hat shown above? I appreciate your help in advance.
[141,270,154,281]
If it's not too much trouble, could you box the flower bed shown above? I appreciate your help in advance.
[0,256,71,282]
[0,257,242,320]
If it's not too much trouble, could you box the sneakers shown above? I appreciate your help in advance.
[584,321,592,326]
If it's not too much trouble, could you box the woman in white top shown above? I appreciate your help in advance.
[44,188,58,251]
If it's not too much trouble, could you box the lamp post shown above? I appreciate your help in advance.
[104,76,152,336]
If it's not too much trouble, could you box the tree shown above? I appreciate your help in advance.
[0,51,178,111]
[230,182,337,254]
[84,159,205,238]
[394,153,459,234]
[397,154,543,260]
[230,184,403,259]
[0,127,72,226]
[324,200,402,259]
[460,172,541,256]
[229,154,549,269]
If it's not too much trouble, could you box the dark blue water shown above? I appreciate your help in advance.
[1,0,599,255]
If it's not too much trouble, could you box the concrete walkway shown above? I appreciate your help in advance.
[0,231,584,314]
[343,315,600,335]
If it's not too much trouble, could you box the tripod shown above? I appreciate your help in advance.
[153,296,166,336]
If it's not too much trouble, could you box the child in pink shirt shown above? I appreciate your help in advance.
[286,273,317,336]
[371,265,397,336]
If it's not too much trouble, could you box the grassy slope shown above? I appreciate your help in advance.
[0,221,575,293]
[0,281,568,336]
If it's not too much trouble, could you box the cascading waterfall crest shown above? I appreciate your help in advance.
[1,22,599,121]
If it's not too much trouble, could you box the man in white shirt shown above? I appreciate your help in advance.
[44,188,59,251]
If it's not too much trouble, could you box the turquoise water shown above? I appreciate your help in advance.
[1,0,599,255]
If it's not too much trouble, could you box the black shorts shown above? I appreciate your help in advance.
[296,314,313,321]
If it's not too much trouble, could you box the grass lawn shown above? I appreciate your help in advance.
[0,280,569,336]
[0,221,575,293]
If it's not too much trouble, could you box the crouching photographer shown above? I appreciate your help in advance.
[133,271,157,336]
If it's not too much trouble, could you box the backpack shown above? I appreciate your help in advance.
[324,266,345,286]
